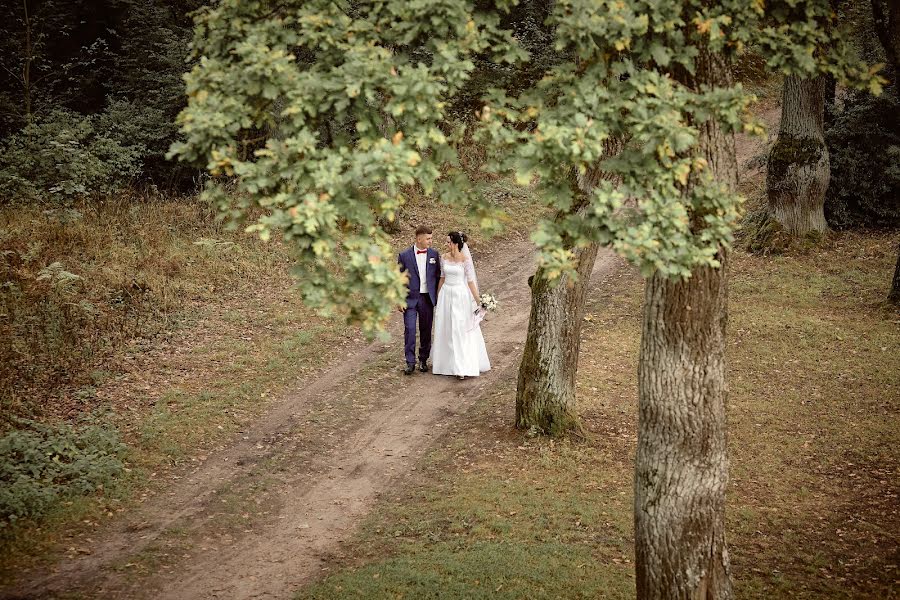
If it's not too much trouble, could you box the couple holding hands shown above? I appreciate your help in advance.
[397,226,491,380]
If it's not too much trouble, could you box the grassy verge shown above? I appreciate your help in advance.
[298,231,899,599]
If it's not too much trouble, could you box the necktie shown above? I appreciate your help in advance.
[417,250,427,254]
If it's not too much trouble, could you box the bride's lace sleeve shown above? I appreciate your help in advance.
[464,259,478,286]
[462,243,478,290]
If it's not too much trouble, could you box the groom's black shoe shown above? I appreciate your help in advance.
[404,363,416,375]
[419,360,429,373]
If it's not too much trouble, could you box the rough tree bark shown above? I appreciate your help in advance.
[765,75,831,238]
[635,49,736,600]
[516,140,622,435]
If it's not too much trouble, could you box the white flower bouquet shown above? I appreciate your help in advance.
[479,292,499,312]
[469,292,498,330]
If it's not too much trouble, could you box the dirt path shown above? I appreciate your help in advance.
[4,240,623,600]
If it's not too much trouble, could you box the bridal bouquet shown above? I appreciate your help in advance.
[479,292,499,312]
[469,292,498,330]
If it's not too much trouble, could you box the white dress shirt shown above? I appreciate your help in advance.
[414,246,428,293]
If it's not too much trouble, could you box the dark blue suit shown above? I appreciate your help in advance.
[398,246,441,365]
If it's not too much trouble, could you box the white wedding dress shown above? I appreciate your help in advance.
[431,257,491,377]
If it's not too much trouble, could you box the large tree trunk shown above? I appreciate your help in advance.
[515,141,621,436]
[766,75,830,237]
[635,49,736,600]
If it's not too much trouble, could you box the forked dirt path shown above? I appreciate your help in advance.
[4,240,623,600]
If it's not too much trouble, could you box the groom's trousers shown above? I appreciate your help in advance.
[404,293,434,365]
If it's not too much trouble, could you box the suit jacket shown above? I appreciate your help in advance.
[398,246,441,306]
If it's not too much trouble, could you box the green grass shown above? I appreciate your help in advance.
[299,230,899,599]
[304,541,632,600]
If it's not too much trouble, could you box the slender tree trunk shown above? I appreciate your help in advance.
[635,48,736,600]
[23,0,32,123]
[515,140,621,436]
[889,243,900,305]
[766,75,830,237]
[871,1,900,305]
[376,106,403,234]
[871,0,900,79]
[824,74,837,129]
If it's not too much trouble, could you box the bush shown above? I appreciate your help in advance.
[825,90,900,229]
[0,418,126,526]
[0,105,147,204]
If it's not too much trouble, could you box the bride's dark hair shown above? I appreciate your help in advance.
[448,231,467,251]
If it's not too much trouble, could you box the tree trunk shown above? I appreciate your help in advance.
[871,1,900,304]
[376,106,403,234]
[515,240,599,435]
[871,0,900,80]
[889,243,900,305]
[635,49,736,600]
[824,74,837,129]
[515,140,622,436]
[23,0,32,123]
[766,75,830,237]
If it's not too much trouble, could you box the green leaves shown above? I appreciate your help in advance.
[171,0,516,334]
[172,0,883,331]
[475,0,879,285]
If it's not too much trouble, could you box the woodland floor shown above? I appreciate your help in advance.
[1,98,898,599]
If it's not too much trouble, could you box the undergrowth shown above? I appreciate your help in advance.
[0,417,126,529]
[0,192,294,422]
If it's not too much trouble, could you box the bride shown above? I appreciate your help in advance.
[431,231,491,380]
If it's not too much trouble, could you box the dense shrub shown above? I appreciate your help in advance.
[0,418,126,526]
[0,106,147,203]
[0,1,203,191]
[825,90,900,229]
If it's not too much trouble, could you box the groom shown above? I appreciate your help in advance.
[398,225,441,375]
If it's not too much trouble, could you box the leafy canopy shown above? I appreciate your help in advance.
[172,0,878,332]
[474,0,880,280]
[170,0,520,334]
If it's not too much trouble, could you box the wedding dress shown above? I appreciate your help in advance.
[431,254,491,377]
